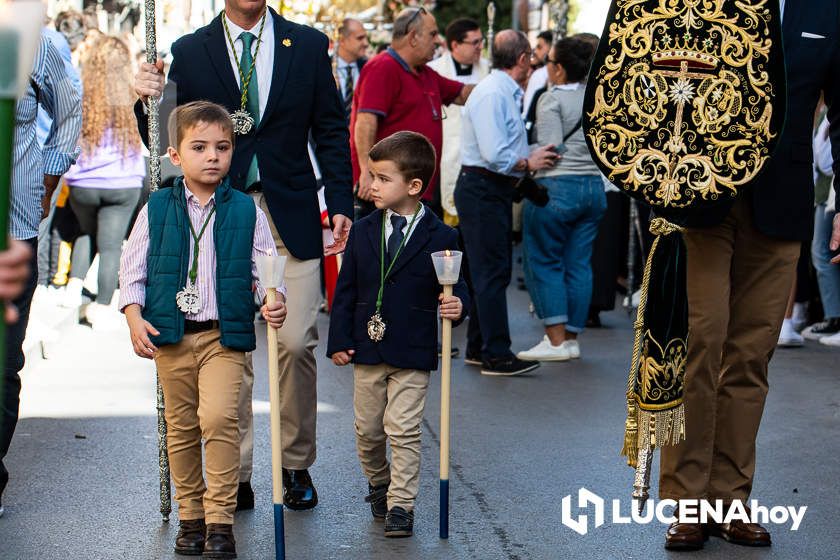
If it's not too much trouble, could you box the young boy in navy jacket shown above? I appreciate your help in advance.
[327,131,469,538]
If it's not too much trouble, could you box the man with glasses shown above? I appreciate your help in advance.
[350,7,474,219]
[429,18,490,227]
[455,30,559,376]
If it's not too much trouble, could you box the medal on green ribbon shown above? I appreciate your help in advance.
[221,10,266,135]
[367,206,422,342]
[176,206,217,314]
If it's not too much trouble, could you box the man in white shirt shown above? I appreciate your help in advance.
[521,30,553,118]
[428,18,489,225]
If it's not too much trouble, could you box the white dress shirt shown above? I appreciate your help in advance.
[223,13,274,120]
[385,204,425,247]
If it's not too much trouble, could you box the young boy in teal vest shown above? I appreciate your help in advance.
[327,131,469,538]
[119,101,285,559]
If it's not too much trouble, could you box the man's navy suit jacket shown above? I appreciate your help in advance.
[135,8,353,260]
[327,208,470,372]
[688,0,840,241]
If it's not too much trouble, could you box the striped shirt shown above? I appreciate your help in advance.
[12,36,82,240]
[118,184,282,322]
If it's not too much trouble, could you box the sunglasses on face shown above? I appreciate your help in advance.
[398,7,427,36]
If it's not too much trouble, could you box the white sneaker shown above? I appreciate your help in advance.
[819,331,840,347]
[87,303,125,332]
[561,340,580,359]
[516,336,571,361]
[777,325,804,348]
[60,278,84,308]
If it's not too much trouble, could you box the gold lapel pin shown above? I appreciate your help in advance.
[282,38,291,47]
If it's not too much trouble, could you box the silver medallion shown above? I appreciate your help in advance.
[367,312,386,342]
[176,285,202,314]
[230,110,255,135]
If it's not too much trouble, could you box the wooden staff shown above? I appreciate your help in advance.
[439,281,454,539]
[432,250,462,539]
[143,0,171,522]
[257,255,287,560]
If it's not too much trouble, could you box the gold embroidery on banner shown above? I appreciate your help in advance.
[587,0,776,210]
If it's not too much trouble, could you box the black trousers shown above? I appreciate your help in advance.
[590,191,624,312]
[0,237,39,498]
[454,169,514,361]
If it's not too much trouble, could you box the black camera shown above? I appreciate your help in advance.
[513,175,549,207]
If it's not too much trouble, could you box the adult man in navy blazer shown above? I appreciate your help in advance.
[134,0,353,511]
[660,0,840,550]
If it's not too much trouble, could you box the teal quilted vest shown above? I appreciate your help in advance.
[143,177,257,351]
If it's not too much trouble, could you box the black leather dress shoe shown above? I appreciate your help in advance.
[235,482,254,511]
[384,506,414,538]
[203,523,236,559]
[173,518,205,556]
[664,521,708,551]
[365,483,388,520]
[282,468,318,510]
[709,518,772,547]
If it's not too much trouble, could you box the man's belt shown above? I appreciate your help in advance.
[184,319,219,333]
[461,165,517,187]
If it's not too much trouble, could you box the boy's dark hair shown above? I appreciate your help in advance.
[445,18,480,52]
[552,37,597,83]
[167,101,235,150]
[369,131,436,194]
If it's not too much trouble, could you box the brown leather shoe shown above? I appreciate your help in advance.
[203,523,237,559]
[709,518,772,547]
[664,522,708,551]
[174,518,205,556]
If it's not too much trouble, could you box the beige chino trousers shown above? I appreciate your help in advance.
[354,364,430,512]
[155,330,245,524]
[238,193,320,478]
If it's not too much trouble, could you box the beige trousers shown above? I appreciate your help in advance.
[659,197,800,502]
[238,193,320,475]
[354,364,430,512]
[155,330,245,524]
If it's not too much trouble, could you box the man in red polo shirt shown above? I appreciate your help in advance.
[351,7,474,218]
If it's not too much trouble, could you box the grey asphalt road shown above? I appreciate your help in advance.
[1,274,838,560]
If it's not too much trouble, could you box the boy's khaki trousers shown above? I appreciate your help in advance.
[353,364,430,512]
[156,330,245,524]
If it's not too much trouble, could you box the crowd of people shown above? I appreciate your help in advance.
[1,0,838,557]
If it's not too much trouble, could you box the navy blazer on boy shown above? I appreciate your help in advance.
[327,209,470,372]
[134,8,352,261]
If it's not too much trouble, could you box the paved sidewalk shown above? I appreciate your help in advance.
[1,280,838,559]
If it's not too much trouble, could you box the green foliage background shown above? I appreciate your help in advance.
[434,0,514,35]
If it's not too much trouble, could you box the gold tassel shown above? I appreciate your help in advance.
[621,218,686,466]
